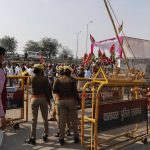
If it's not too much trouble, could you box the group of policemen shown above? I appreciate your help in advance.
[25,64,80,146]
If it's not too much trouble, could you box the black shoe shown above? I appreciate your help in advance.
[25,137,36,145]
[74,137,80,144]
[59,139,64,145]
[66,130,71,136]
[42,134,48,142]
[55,132,59,137]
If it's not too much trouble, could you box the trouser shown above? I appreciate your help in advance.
[55,103,70,132]
[57,99,79,139]
[30,97,48,138]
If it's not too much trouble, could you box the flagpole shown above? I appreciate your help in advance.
[103,0,130,72]
[75,31,81,63]
[86,20,92,53]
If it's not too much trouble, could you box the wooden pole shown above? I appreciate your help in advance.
[103,0,130,72]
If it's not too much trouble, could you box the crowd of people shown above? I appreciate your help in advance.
[0,46,97,147]
[1,47,150,148]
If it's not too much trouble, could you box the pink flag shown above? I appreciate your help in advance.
[90,34,95,44]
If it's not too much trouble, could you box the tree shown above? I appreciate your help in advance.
[0,35,17,52]
[24,40,40,52]
[59,46,73,60]
[40,37,60,59]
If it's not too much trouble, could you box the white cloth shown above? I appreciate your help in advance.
[6,66,14,75]
[15,66,22,75]
[84,70,91,78]
[27,68,34,76]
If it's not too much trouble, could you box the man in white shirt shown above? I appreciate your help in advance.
[6,64,14,86]
[27,64,34,76]
[15,64,22,75]
[84,66,91,78]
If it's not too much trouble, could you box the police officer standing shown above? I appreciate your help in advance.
[53,66,80,145]
[25,64,52,145]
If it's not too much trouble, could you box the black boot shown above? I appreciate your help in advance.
[66,130,71,136]
[74,137,80,144]
[25,137,36,145]
[59,139,64,145]
[42,133,48,142]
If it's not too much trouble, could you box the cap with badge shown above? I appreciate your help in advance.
[33,64,44,70]
[57,66,64,71]
[63,66,73,72]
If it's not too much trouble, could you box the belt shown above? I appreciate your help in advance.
[31,94,45,98]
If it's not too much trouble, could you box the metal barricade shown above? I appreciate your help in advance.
[6,75,29,128]
[81,68,150,150]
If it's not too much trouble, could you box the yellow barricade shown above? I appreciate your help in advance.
[6,75,30,125]
[80,68,149,150]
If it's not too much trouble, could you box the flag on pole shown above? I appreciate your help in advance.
[90,52,95,61]
[98,49,103,58]
[118,21,123,33]
[85,53,92,65]
[109,44,115,53]
[90,34,95,44]
[83,53,88,65]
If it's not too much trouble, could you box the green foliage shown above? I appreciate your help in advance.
[59,46,73,60]
[40,37,60,58]
[24,37,60,58]
[0,35,17,52]
[24,40,40,52]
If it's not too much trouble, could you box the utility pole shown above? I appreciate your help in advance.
[75,31,81,63]
[85,20,92,53]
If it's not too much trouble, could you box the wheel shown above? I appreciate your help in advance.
[142,137,148,144]
[13,122,20,130]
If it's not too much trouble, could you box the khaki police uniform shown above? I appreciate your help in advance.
[53,74,80,140]
[30,65,52,139]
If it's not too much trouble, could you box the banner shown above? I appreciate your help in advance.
[98,99,147,131]
[91,36,123,58]
[7,87,24,110]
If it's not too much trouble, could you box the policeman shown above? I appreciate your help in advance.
[25,64,52,145]
[53,66,71,137]
[53,66,80,145]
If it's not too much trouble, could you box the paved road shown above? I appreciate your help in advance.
[1,102,150,150]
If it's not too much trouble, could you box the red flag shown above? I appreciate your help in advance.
[83,53,88,61]
[85,53,92,64]
[110,44,115,53]
[90,34,95,44]
[102,52,106,58]
[101,52,108,64]
[98,49,102,58]
[83,53,88,65]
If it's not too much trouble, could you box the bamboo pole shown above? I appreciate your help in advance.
[103,0,130,72]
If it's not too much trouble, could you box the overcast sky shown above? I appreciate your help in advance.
[0,0,150,57]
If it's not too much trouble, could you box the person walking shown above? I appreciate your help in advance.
[25,64,52,145]
[53,66,80,145]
